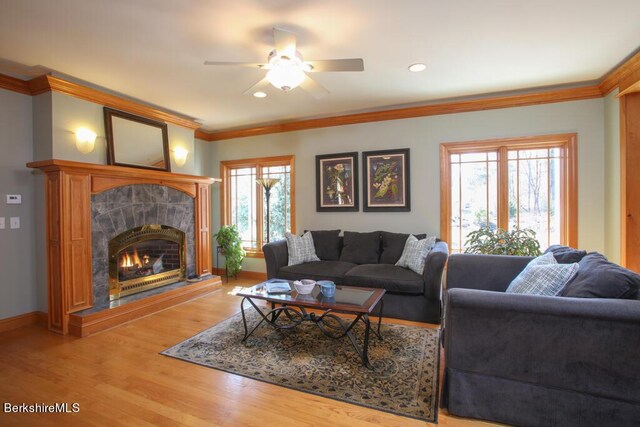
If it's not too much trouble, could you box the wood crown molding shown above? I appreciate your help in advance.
[0,73,201,130]
[2,47,638,139]
[0,73,31,95]
[201,85,601,141]
[599,51,640,96]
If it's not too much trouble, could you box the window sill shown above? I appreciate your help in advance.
[244,250,265,259]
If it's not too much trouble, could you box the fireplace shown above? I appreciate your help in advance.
[109,224,186,300]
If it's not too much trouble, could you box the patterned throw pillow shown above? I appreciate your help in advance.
[395,235,437,275]
[506,252,579,296]
[285,231,321,266]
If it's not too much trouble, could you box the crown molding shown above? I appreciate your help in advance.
[201,85,602,141]
[599,50,640,96]
[0,73,31,95]
[0,73,200,130]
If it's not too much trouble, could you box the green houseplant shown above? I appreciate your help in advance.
[214,225,245,277]
[464,226,542,256]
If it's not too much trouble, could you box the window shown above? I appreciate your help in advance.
[221,155,295,256]
[440,134,577,253]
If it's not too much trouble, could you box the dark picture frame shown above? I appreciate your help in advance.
[316,152,359,212]
[362,148,410,212]
[104,107,171,172]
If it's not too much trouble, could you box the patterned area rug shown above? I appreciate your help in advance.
[162,310,440,422]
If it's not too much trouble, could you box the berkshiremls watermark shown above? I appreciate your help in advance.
[4,402,80,413]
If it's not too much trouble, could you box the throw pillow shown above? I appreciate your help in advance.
[379,231,427,264]
[506,252,578,296]
[544,245,588,264]
[561,252,640,299]
[339,231,382,264]
[285,231,320,266]
[309,230,342,261]
[395,235,437,275]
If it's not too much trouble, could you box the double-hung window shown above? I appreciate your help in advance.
[221,155,295,256]
[440,134,577,253]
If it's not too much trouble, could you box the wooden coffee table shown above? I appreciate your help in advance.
[236,281,385,368]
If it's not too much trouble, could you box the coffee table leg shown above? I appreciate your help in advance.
[362,314,371,368]
[377,299,384,340]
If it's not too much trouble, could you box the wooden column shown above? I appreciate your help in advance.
[620,91,640,272]
[44,170,93,333]
[196,183,212,276]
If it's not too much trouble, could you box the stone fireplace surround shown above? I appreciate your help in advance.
[91,184,196,306]
[27,159,218,336]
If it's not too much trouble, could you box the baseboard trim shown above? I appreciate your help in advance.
[213,268,267,281]
[0,311,48,333]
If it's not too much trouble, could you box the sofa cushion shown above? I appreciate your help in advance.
[396,235,437,275]
[544,245,588,264]
[379,231,427,264]
[339,231,381,264]
[285,231,320,265]
[343,264,424,294]
[561,253,640,299]
[506,253,579,296]
[310,230,341,261]
[278,261,356,285]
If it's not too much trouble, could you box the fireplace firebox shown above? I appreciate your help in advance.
[109,224,186,300]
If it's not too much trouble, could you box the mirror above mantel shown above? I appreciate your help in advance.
[104,107,171,172]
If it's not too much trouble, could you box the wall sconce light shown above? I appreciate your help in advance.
[172,147,189,167]
[75,128,97,154]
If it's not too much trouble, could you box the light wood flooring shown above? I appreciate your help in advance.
[0,279,499,426]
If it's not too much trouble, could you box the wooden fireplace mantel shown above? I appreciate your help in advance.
[27,159,221,335]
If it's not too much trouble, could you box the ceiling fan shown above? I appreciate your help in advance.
[204,28,364,98]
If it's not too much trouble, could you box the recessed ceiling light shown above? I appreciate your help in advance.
[408,63,427,72]
[253,91,267,98]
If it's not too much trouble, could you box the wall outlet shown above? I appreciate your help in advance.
[10,217,19,229]
[0,217,4,229]
[6,194,21,204]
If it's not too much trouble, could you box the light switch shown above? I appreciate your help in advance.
[10,217,19,229]
[6,194,21,204]
[0,217,4,229]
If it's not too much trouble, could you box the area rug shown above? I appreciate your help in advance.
[161,310,440,422]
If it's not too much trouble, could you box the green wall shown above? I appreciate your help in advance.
[207,98,606,273]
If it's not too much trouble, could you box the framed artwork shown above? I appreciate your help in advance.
[316,152,359,212]
[362,148,410,211]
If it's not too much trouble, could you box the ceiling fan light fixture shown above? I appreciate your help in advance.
[408,63,427,72]
[266,60,306,92]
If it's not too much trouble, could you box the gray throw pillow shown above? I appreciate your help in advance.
[395,235,436,275]
[506,252,578,296]
[285,231,320,266]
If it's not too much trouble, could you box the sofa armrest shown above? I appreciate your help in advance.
[444,288,640,405]
[446,253,533,292]
[262,239,288,279]
[423,241,448,300]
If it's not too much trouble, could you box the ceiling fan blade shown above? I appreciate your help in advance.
[242,76,271,95]
[299,75,329,99]
[305,58,364,72]
[273,27,297,58]
[204,61,267,68]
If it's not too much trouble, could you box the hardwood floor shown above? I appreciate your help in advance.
[0,279,498,426]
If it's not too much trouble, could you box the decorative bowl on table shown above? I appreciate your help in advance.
[293,279,316,295]
[317,280,336,297]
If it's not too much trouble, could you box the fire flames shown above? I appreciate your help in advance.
[121,248,143,268]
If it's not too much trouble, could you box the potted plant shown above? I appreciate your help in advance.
[214,225,245,277]
[464,226,541,256]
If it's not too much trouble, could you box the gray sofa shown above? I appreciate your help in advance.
[262,230,448,324]
[442,253,640,426]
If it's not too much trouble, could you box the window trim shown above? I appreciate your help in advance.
[440,133,577,251]
[220,155,295,257]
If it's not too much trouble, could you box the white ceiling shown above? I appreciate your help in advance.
[0,0,639,131]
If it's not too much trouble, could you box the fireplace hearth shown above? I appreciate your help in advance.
[109,224,186,300]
